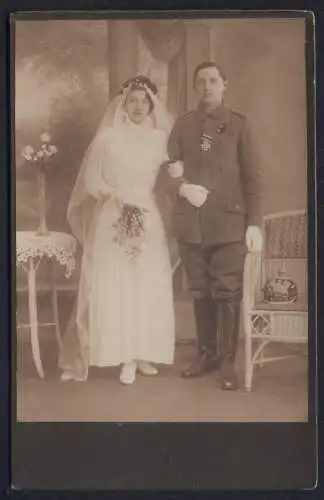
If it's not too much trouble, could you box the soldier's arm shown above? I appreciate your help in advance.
[157,119,187,197]
[238,119,263,227]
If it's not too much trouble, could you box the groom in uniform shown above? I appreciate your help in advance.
[165,62,263,390]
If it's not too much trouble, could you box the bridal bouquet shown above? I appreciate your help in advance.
[113,203,148,259]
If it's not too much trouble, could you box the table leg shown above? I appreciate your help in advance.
[49,259,63,351]
[28,256,44,378]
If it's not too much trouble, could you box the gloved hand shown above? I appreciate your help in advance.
[179,183,209,208]
[246,225,263,252]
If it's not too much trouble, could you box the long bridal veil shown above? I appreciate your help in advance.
[58,82,174,381]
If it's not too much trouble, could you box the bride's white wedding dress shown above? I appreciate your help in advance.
[83,118,175,367]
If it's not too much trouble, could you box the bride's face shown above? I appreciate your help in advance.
[124,89,151,124]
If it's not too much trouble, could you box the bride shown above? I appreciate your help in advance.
[59,76,176,385]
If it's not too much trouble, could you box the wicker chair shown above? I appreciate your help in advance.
[243,210,308,391]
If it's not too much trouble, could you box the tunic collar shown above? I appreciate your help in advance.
[197,102,230,126]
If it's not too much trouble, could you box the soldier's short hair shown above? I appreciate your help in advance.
[193,62,227,87]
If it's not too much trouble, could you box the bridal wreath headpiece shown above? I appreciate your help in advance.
[120,75,158,108]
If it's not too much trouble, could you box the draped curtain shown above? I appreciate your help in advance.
[137,19,213,116]
[107,19,212,115]
[137,20,185,62]
[137,19,187,117]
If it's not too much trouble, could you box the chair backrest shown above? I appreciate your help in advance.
[261,210,308,302]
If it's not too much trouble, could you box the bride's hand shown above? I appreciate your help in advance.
[168,160,184,178]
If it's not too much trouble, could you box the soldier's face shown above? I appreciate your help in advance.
[195,67,227,105]
[124,89,151,124]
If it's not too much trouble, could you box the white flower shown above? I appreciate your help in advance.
[37,150,44,158]
[48,145,58,155]
[40,132,51,143]
[23,154,32,161]
[22,145,34,156]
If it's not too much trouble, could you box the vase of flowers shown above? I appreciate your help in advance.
[21,132,58,236]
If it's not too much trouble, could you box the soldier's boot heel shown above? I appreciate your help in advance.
[220,357,238,391]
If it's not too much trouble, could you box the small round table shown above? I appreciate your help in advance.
[16,231,78,378]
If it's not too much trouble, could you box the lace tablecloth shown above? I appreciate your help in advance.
[16,231,78,278]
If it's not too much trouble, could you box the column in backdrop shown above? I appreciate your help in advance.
[107,20,138,98]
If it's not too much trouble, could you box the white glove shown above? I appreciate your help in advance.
[168,160,184,178]
[246,225,263,252]
[179,183,209,208]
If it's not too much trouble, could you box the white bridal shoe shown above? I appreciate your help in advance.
[120,361,137,385]
[61,372,74,381]
[137,360,158,376]
[119,361,158,384]
[60,371,87,382]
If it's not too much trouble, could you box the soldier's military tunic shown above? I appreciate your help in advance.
[166,103,262,300]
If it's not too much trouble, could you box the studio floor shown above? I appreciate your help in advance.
[15,295,308,423]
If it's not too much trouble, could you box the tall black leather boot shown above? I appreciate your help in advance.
[182,297,219,378]
[217,300,241,390]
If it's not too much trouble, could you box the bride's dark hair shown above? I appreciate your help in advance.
[120,75,158,112]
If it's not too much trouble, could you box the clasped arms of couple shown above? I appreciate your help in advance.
[58,61,263,391]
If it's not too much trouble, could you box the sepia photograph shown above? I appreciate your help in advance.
[15,14,310,423]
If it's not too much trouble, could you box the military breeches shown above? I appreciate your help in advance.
[179,241,247,301]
